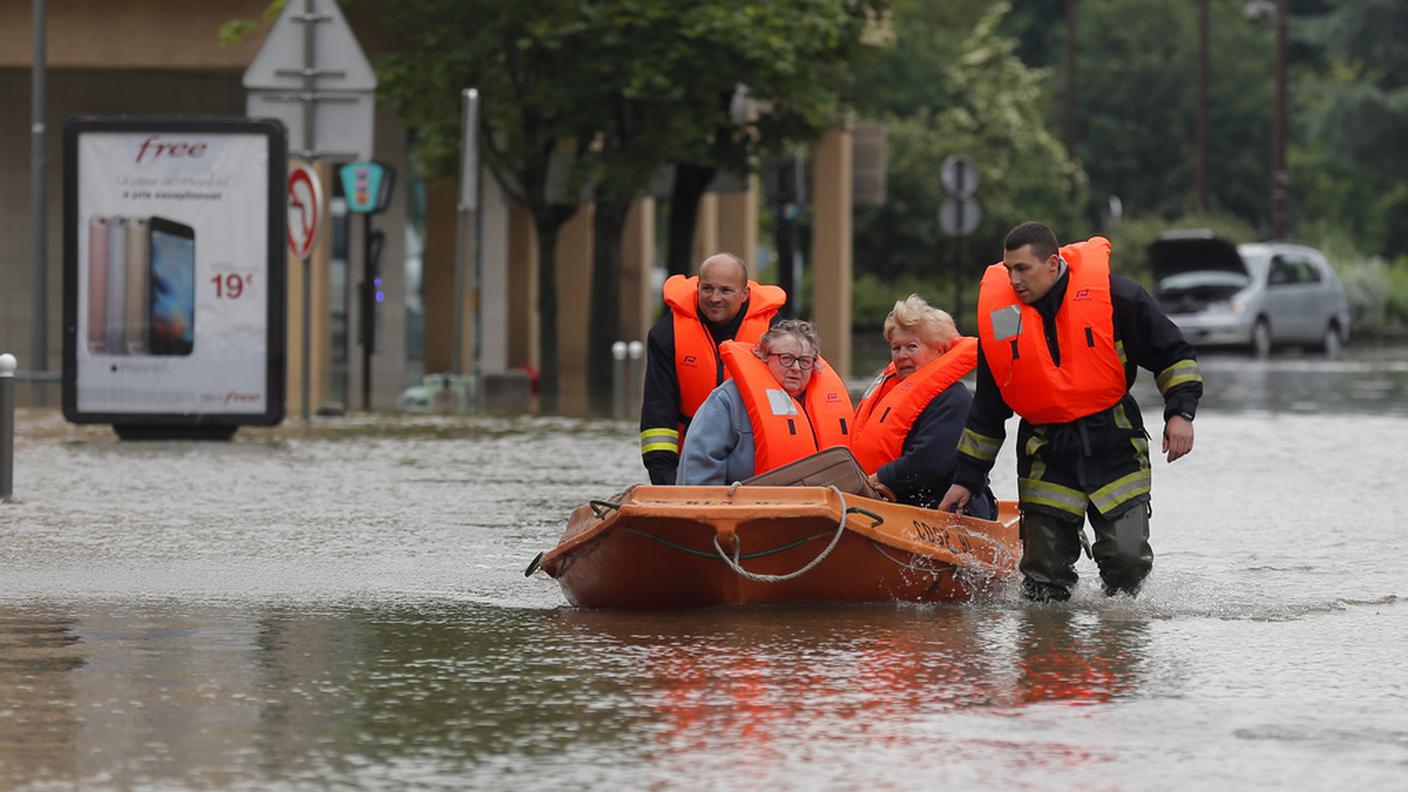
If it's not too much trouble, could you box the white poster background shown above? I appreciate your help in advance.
[76,132,270,414]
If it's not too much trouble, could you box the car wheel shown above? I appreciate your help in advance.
[1322,323,1343,360]
[1252,318,1272,359]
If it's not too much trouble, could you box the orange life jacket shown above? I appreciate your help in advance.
[664,274,787,422]
[718,340,853,476]
[976,236,1127,424]
[850,336,978,474]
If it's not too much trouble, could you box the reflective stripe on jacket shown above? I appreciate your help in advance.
[718,340,852,476]
[663,275,786,422]
[850,337,977,474]
[977,237,1126,424]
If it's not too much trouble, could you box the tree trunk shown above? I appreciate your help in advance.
[533,211,567,414]
[587,196,631,416]
[666,162,717,276]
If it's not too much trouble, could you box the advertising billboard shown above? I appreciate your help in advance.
[62,118,287,429]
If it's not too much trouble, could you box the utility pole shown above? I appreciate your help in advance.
[1197,0,1210,214]
[1064,0,1079,199]
[1270,0,1289,239]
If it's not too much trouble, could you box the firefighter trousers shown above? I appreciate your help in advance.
[1018,504,1153,602]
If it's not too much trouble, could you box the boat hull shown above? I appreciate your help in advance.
[539,485,1021,609]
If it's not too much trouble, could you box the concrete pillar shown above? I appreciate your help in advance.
[620,197,656,343]
[555,205,593,414]
[285,160,335,416]
[478,166,512,373]
[421,180,458,374]
[717,175,759,268]
[507,205,537,370]
[810,125,854,379]
[691,192,719,272]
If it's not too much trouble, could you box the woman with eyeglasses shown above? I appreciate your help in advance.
[677,319,854,485]
[851,295,997,517]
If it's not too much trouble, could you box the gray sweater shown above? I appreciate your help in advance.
[677,380,756,485]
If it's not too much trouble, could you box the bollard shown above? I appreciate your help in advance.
[627,340,645,422]
[611,341,628,419]
[1,352,15,501]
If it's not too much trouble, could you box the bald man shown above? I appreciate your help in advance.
[639,253,787,484]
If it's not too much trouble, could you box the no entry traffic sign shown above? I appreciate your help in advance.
[287,165,323,261]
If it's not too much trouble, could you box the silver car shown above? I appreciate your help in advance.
[1150,230,1351,358]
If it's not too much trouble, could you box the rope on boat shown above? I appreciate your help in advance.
[624,527,834,560]
[711,485,855,583]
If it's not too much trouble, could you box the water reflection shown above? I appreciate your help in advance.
[1013,608,1148,707]
[0,608,85,788]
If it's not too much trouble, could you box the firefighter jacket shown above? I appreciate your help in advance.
[956,242,1203,520]
[639,276,786,484]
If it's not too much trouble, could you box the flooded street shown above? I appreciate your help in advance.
[3,351,1407,790]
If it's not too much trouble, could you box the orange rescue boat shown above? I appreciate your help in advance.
[531,485,1021,609]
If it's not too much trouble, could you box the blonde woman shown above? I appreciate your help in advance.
[851,295,995,517]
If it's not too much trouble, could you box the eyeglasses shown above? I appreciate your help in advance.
[767,353,816,370]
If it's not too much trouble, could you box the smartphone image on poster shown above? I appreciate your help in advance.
[148,216,195,356]
[87,216,109,354]
[124,217,150,354]
[105,216,128,355]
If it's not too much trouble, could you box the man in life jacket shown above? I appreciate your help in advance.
[851,294,996,516]
[938,222,1203,601]
[677,319,853,485]
[639,253,787,484]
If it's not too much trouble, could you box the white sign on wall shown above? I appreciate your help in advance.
[62,118,287,426]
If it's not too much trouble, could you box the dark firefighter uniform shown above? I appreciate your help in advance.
[954,237,1203,600]
[639,275,785,485]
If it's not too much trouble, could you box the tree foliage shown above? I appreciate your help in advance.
[853,1,1081,328]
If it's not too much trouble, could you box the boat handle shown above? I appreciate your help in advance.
[845,506,885,528]
[523,551,545,577]
[589,500,622,519]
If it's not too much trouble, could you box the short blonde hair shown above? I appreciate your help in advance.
[883,294,958,348]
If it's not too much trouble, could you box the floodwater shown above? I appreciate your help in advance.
[2,351,1406,790]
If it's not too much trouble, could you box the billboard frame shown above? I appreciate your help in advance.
[61,116,288,429]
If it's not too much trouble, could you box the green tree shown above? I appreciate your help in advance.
[659,1,886,276]
[1296,0,1408,256]
[853,1,1082,329]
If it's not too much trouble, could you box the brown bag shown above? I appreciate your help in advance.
[741,446,882,499]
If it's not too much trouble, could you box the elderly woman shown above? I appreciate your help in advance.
[678,319,854,485]
[851,295,996,517]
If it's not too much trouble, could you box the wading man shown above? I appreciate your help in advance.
[938,222,1203,601]
[640,253,786,484]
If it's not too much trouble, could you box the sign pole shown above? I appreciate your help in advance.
[298,0,317,420]
[452,88,479,377]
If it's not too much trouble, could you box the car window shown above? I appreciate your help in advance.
[1268,257,1295,286]
[1237,249,1271,282]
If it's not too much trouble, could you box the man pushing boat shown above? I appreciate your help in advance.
[938,222,1204,602]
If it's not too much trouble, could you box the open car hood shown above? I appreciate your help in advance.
[1147,232,1248,281]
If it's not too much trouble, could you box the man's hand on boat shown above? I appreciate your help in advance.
[938,483,971,515]
[865,474,897,502]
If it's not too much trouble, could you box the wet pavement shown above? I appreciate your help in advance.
[2,349,1406,790]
